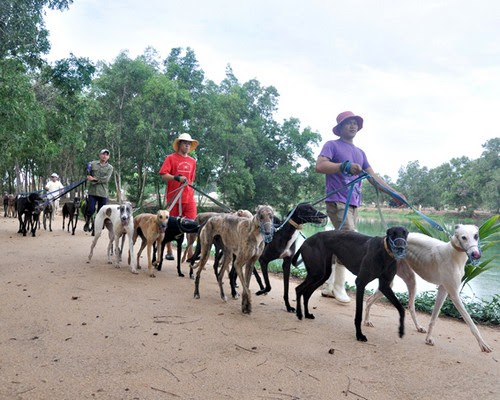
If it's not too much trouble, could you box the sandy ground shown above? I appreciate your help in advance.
[0,213,499,400]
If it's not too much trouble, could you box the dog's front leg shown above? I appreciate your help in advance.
[148,241,158,277]
[354,279,368,342]
[446,287,492,352]
[239,259,253,314]
[127,233,137,274]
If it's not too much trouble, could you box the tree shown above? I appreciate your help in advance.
[0,0,73,67]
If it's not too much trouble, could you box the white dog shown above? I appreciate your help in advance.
[87,202,137,274]
[364,224,492,352]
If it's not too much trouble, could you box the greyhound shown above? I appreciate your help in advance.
[181,209,253,263]
[132,210,169,277]
[254,202,328,312]
[363,224,492,353]
[193,205,275,314]
[152,216,200,277]
[42,202,53,232]
[293,227,409,342]
[87,202,136,274]
[62,197,81,235]
[17,193,44,237]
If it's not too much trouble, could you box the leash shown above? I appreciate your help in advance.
[39,179,87,207]
[308,171,371,231]
[309,172,371,207]
[165,181,188,213]
[189,184,234,213]
[369,178,452,237]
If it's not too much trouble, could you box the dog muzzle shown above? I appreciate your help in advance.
[260,223,276,244]
[388,237,408,260]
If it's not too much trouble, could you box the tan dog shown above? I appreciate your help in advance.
[193,205,274,314]
[181,209,253,262]
[132,210,169,277]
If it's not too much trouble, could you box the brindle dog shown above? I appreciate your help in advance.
[193,205,274,314]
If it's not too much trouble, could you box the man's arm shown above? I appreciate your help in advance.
[160,173,187,184]
[316,155,363,175]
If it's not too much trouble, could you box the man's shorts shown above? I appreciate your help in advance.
[169,202,197,220]
[325,201,357,232]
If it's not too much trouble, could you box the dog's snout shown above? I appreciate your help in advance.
[470,250,481,260]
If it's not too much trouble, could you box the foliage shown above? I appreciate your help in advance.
[0,0,73,68]
[462,214,500,289]
[394,292,500,325]
[396,140,499,213]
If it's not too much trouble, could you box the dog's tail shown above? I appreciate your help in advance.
[291,246,303,267]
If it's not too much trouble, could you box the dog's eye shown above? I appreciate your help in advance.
[474,234,478,240]
[461,236,467,241]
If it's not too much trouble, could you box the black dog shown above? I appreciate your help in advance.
[152,216,200,277]
[254,202,327,312]
[292,227,409,342]
[42,202,53,231]
[62,197,81,235]
[17,193,44,237]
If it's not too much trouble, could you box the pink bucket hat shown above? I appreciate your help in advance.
[332,111,364,136]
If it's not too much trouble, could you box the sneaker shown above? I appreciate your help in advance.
[83,223,89,232]
[165,253,174,260]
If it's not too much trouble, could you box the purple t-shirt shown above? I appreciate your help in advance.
[319,139,371,206]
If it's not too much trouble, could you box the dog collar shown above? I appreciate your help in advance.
[451,240,466,253]
[287,219,304,230]
[383,237,394,258]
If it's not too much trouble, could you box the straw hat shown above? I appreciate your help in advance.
[173,133,199,152]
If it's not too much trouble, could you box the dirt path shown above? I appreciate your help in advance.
[0,214,499,400]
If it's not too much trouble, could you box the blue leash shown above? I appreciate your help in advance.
[370,179,452,237]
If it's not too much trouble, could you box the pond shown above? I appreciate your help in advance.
[294,213,499,302]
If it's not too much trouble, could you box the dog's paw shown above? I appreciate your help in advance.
[286,306,296,313]
[178,272,185,277]
[130,270,138,275]
[305,313,315,319]
[149,273,156,278]
[356,334,368,342]
[425,337,435,346]
[399,327,405,338]
[194,293,200,299]
[364,321,374,327]
[416,326,427,333]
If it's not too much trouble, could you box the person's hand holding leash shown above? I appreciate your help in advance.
[174,175,187,183]
[348,162,363,175]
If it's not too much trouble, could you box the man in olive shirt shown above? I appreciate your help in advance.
[84,149,114,232]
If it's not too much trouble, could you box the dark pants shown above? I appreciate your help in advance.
[86,195,107,218]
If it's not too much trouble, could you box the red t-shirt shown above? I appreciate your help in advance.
[158,153,197,204]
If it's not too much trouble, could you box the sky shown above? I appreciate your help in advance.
[44,0,500,180]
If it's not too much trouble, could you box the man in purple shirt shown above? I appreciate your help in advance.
[315,111,406,303]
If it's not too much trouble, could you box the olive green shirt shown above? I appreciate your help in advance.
[88,160,113,198]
